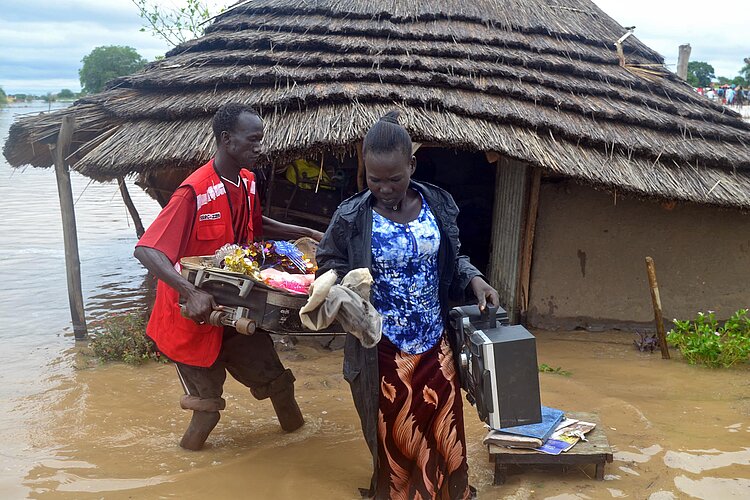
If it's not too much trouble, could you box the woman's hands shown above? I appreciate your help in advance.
[469,276,500,311]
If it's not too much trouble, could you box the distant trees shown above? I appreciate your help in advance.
[79,45,147,94]
[740,58,750,85]
[0,86,7,105]
[687,61,715,87]
[58,89,76,99]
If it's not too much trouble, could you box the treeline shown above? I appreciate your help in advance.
[1,88,82,104]
[687,58,750,88]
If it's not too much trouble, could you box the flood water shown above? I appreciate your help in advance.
[2,102,749,499]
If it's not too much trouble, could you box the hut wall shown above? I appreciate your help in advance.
[527,181,750,331]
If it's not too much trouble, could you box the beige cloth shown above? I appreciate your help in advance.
[300,269,382,348]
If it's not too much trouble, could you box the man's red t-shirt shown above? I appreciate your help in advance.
[137,176,263,263]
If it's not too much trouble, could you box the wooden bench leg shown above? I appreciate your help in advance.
[595,461,605,480]
[493,460,508,485]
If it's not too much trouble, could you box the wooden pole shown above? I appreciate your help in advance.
[117,177,145,238]
[53,115,87,340]
[264,164,276,214]
[488,157,528,324]
[676,44,691,81]
[356,142,365,192]
[645,257,670,359]
[518,168,542,321]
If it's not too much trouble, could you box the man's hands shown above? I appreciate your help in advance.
[469,276,500,311]
[134,246,222,326]
[183,287,223,325]
[307,228,325,242]
[262,216,324,242]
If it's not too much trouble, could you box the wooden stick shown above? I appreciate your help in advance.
[315,154,324,193]
[519,168,542,319]
[117,177,145,238]
[356,141,365,192]
[53,115,87,340]
[645,257,670,359]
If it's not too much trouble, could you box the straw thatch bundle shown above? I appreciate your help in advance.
[4,0,750,207]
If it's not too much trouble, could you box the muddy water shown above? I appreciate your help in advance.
[8,332,750,499]
[2,103,750,499]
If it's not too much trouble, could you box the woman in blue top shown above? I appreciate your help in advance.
[317,111,499,499]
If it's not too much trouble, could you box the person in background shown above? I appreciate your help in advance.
[735,86,746,106]
[316,110,499,499]
[134,103,323,451]
[726,85,736,105]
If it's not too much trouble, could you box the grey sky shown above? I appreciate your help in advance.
[594,0,748,80]
[1,0,747,95]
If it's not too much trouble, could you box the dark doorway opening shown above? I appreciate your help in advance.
[413,148,496,275]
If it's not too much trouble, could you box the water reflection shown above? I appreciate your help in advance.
[664,448,750,473]
[674,476,750,499]
[0,101,161,497]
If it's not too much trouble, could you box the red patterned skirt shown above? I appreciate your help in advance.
[376,335,470,500]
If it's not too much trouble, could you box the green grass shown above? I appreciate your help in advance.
[538,363,571,376]
[88,311,165,365]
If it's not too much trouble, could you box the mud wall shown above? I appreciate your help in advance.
[527,181,750,331]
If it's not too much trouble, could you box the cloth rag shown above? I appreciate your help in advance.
[300,269,382,348]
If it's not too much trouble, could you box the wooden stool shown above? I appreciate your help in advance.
[487,411,613,485]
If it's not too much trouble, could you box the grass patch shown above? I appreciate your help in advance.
[88,311,164,365]
[668,309,750,368]
[538,363,571,376]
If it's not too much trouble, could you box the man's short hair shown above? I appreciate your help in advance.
[212,103,260,141]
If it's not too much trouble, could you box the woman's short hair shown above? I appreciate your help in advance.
[212,103,259,141]
[362,110,412,160]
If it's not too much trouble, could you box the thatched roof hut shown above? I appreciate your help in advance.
[4,0,749,330]
[5,0,750,207]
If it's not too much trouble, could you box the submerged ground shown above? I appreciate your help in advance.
[3,330,749,499]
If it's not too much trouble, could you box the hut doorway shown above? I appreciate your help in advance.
[413,148,496,275]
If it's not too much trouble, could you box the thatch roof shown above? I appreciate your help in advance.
[4,0,750,208]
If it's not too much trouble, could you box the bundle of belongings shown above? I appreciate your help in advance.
[213,239,317,295]
[299,269,382,348]
[187,238,381,346]
[483,406,596,455]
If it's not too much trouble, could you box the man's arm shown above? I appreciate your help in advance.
[134,246,220,324]
[261,215,324,241]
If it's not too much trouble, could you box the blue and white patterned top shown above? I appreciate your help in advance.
[371,195,444,354]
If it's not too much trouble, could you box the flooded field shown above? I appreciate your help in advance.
[1,102,749,499]
[5,332,750,499]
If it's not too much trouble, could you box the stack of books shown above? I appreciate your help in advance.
[483,406,596,455]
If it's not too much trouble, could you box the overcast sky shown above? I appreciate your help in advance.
[1,0,747,95]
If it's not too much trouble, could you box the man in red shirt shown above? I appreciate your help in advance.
[134,103,323,450]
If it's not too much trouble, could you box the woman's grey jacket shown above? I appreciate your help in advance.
[315,180,482,496]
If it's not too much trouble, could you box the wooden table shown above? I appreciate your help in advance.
[487,411,613,485]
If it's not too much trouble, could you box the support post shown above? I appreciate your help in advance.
[117,177,145,238]
[645,257,670,359]
[264,164,276,214]
[356,142,365,192]
[518,168,542,322]
[53,116,87,340]
[676,44,691,81]
[487,157,528,323]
